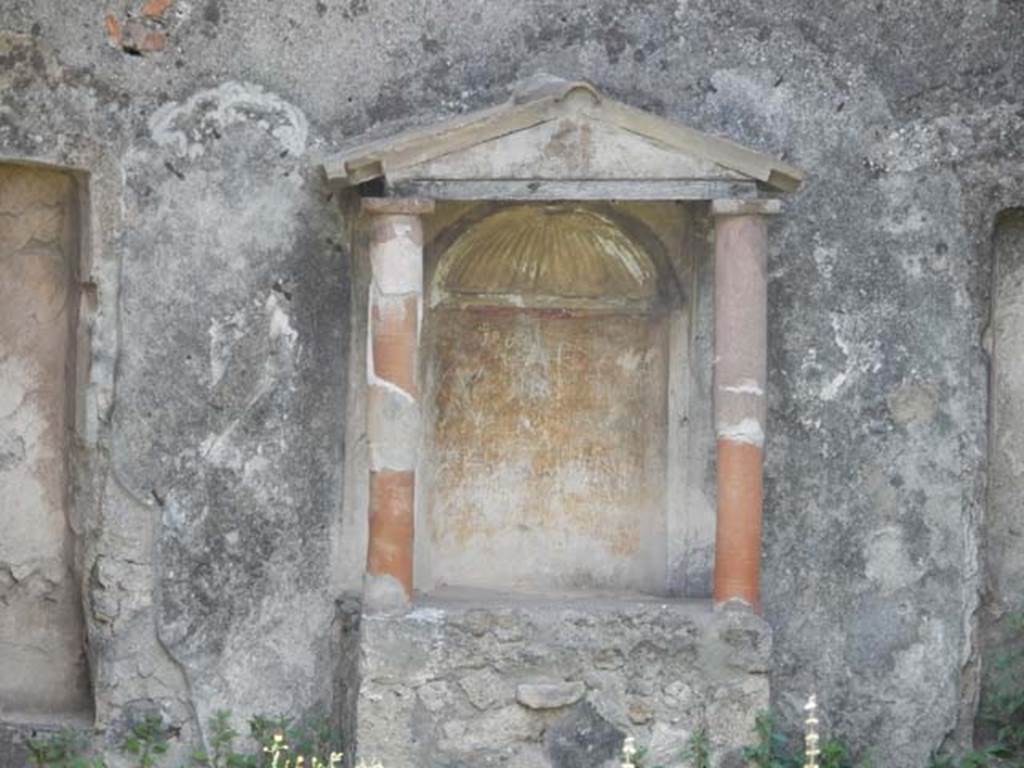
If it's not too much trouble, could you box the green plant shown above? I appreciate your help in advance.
[248,713,341,767]
[961,749,996,768]
[928,753,958,768]
[742,711,801,768]
[191,710,256,768]
[818,737,859,768]
[27,729,107,768]
[190,710,344,768]
[681,728,710,768]
[740,709,870,768]
[23,710,346,768]
[120,714,171,768]
[262,732,342,767]
[981,616,1024,762]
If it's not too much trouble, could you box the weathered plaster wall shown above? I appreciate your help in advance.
[0,164,90,718]
[2,19,349,764]
[2,1,1023,765]
[116,82,347,737]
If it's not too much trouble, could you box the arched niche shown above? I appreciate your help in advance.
[418,203,682,593]
[328,75,802,608]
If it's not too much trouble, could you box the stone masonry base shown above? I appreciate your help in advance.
[348,590,772,768]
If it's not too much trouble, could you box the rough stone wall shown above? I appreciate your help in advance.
[1,1,1023,765]
[352,594,771,768]
[0,165,90,718]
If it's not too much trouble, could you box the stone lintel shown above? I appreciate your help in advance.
[362,196,436,216]
[711,198,782,217]
[388,178,759,202]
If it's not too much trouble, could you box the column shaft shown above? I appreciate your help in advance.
[363,198,433,606]
[711,199,778,610]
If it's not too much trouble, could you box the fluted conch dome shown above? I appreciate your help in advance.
[433,206,658,308]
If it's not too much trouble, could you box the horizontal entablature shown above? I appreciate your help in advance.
[388,179,760,201]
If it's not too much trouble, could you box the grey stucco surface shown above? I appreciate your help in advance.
[2,0,1023,765]
[118,85,349,738]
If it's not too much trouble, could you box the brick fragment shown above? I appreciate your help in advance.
[120,21,167,53]
[141,0,173,18]
[104,14,122,46]
[139,30,166,51]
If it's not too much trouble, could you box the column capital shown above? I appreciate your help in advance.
[711,198,782,217]
[362,196,436,216]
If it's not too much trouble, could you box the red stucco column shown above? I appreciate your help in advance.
[362,197,434,608]
[711,198,781,611]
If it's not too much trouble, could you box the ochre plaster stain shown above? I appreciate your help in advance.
[428,307,667,591]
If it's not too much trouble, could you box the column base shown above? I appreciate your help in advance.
[343,588,772,767]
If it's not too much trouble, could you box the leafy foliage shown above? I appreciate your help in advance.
[190,710,254,768]
[980,614,1024,763]
[818,737,869,768]
[248,712,337,763]
[27,729,106,768]
[930,614,1024,768]
[121,714,171,768]
[27,710,343,768]
[741,711,801,768]
[681,728,710,768]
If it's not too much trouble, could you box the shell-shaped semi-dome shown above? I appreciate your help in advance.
[433,206,658,309]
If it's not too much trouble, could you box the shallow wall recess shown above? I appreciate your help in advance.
[980,209,1024,739]
[0,163,90,718]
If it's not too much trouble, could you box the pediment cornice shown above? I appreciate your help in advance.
[324,75,804,195]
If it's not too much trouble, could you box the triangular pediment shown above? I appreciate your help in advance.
[324,76,804,194]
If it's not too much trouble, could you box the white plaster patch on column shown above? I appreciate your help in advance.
[365,288,376,383]
[720,378,764,396]
[716,418,765,447]
[373,290,418,319]
[370,231,423,295]
[366,287,423,391]
[363,571,412,613]
[367,382,420,472]
[366,372,416,404]
[417,291,423,345]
